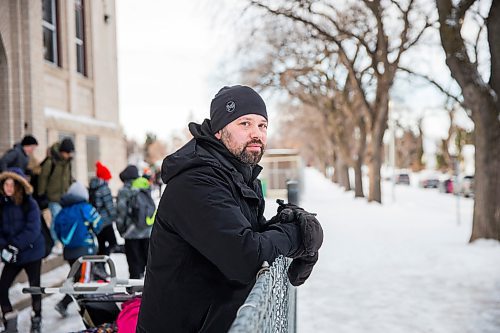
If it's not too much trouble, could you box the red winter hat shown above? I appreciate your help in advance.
[96,161,112,181]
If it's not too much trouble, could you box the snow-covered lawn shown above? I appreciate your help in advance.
[12,167,500,332]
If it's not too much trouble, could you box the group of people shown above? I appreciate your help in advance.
[0,136,155,332]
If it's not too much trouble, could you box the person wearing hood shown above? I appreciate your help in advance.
[116,165,154,279]
[0,168,45,333]
[89,161,117,260]
[0,135,39,174]
[137,85,324,333]
[52,181,102,318]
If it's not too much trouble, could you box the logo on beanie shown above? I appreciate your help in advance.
[226,101,236,113]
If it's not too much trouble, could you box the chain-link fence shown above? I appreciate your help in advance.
[228,256,296,333]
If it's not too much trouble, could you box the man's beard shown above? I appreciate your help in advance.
[220,129,265,166]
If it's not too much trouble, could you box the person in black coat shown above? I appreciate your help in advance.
[0,135,39,174]
[137,85,323,333]
[0,167,45,333]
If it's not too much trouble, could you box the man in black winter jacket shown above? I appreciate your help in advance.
[137,85,323,333]
[0,135,38,173]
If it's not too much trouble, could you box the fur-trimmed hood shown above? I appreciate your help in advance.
[0,167,33,195]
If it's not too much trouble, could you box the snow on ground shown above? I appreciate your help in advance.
[11,167,500,332]
[295,168,500,333]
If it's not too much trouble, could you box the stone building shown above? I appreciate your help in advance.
[0,0,125,191]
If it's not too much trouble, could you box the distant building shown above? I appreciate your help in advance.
[0,0,125,191]
[259,149,304,201]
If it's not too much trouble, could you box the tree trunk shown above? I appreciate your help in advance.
[341,164,351,191]
[354,157,364,197]
[331,151,339,183]
[469,103,500,241]
[366,105,388,203]
[335,156,351,190]
[367,147,382,203]
[437,0,500,241]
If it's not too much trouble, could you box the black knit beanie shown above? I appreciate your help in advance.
[210,85,268,133]
[59,138,75,153]
[21,135,38,146]
[119,165,139,182]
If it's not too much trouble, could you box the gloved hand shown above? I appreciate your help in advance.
[266,199,305,226]
[1,245,19,263]
[296,211,323,256]
[288,252,319,286]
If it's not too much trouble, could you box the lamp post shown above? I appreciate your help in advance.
[451,154,461,226]
[389,102,396,203]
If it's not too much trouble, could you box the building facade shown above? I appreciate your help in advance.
[0,0,125,191]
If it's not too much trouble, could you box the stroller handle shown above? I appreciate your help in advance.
[66,255,117,280]
[22,286,60,295]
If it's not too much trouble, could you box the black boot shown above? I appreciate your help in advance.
[30,315,42,333]
[54,300,68,318]
[3,311,18,333]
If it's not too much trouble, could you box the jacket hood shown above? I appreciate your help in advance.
[161,119,262,185]
[0,167,33,195]
[60,181,88,206]
[49,143,63,161]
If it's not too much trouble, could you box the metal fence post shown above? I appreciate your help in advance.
[287,180,299,205]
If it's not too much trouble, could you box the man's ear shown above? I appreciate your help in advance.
[214,131,222,140]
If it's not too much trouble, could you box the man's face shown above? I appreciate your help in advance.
[215,114,267,165]
[60,151,73,160]
[23,145,37,155]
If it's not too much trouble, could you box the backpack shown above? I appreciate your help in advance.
[54,204,98,248]
[30,156,56,210]
[127,190,156,229]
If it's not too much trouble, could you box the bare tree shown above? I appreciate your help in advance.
[245,0,432,202]
[436,0,500,241]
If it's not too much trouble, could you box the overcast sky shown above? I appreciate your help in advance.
[115,0,237,141]
[115,1,476,145]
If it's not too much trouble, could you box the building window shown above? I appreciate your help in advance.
[42,0,59,65]
[86,136,100,181]
[75,0,86,76]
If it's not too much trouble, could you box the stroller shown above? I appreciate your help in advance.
[23,255,143,332]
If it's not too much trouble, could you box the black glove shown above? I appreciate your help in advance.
[266,199,323,257]
[1,245,19,263]
[288,252,319,286]
[296,211,323,256]
[266,199,305,226]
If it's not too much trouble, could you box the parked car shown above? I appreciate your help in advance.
[419,176,440,188]
[395,173,410,185]
[439,178,454,194]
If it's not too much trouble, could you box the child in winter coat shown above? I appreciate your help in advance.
[53,181,102,317]
[116,166,155,279]
[89,161,117,257]
[0,167,45,333]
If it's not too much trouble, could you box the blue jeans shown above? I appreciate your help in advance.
[48,202,62,242]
